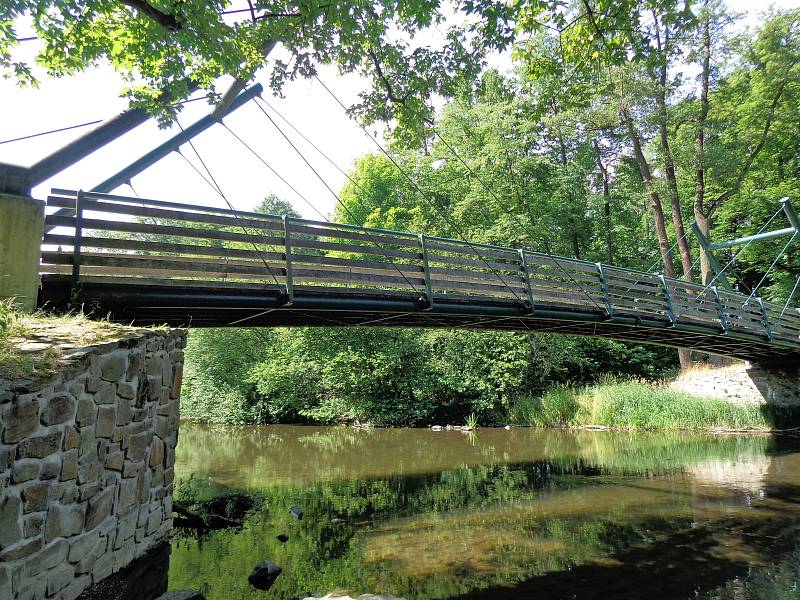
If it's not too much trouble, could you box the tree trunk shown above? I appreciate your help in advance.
[694,0,713,284]
[593,139,613,264]
[555,124,581,258]
[623,107,691,368]
[622,109,675,278]
[654,20,694,281]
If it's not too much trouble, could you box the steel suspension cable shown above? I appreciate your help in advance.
[429,127,604,312]
[743,231,798,306]
[780,275,800,318]
[229,105,425,297]
[703,207,784,293]
[313,76,529,309]
[174,121,284,291]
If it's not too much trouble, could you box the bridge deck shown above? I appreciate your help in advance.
[38,190,800,363]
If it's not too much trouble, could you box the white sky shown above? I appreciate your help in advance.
[1,0,798,219]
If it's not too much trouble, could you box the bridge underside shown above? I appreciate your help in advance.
[40,277,800,364]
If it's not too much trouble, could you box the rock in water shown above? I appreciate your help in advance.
[290,506,304,520]
[276,533,289,543]
[248,561,282,591]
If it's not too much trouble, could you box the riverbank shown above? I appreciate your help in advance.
[509,379,800,432]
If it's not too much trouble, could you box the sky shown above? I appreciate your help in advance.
[1,0,799,220]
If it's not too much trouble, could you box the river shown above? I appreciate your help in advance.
[166,424,800,599]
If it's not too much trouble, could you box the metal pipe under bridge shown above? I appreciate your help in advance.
[37,189,800,364]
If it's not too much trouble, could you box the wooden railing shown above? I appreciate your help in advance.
[39,189,800,346]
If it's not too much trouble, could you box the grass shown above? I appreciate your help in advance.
[0,299,159,379]
[509,376,798,432]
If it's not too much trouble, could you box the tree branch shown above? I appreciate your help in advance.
[706,60,798,217]
[367,48,409,105]
[119,0,182,31]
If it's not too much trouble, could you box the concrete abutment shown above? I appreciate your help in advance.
[0,328,185,599]
[0,194,45,313]
[671,361,800,408]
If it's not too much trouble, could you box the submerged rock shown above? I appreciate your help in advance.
[276,533,289,543]
[290,506,304,520]
[248,561,282,590]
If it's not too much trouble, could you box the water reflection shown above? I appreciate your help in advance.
[168,425,800,599]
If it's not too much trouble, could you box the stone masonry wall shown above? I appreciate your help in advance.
[671,362,800,406]
[0,329,185,600]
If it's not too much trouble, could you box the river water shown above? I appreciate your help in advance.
[167,424,800,599]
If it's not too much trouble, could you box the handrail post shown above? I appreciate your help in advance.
[756,297,773,340]
[658,274,676,325]
[283,215,294,304]
[712,286,728,333]
[419,234,433,309]
[71,190,84,294]
[596,263,613,317]
[518,249,535,314]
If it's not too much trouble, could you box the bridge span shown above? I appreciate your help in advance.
[37,189,800,364]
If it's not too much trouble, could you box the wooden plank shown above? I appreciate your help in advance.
[426,239,519,261]
[525,254,600,273]
[52,197,286,233]
[431,278,527,296]
[426,251,524,273]
[288,223,419,249]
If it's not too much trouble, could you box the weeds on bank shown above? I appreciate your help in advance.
[510,377,780,431]
[0,299,150,379]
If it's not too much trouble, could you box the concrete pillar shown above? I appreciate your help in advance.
[0,194,44,312]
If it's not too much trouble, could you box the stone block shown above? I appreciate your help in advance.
[152,464,164,487]
[44,502,85,542]
[16,430,62,459]
[127,351,144,381]
[1,397,38,443]
[146,506,163,534]
[62,481,80,504]
[96,405,117,438]
[76,395,97,427]
[164,467,175,487]
[85,376,102,393]
[61,448,79,481]
[150,436,165,467]
[68,530,101,562]
[80,428,96,455]
[100,352,128,382]
[36,537,68,572]
[128,431,152,462]
[0,536,41,561]
[114,510,137,549]
[12,458,40,483]
[92,551,113,581]
[171,363,183,399]
[104,449,124,471]
[95,381,117,405]
[0,494,22,548]
[46,563,75,596]
[0,564,9,600]
[122,460,141,479]
[117,394,133,426]
[40,393,77,425]
[80,481,101,502]
[118,381,136,400]
[86,486,115,530]
[114,541,135,572]
[61,574,92,600]
[23,512,44,537]
[154,415,170,439]
[23,481,50,512]
[77,460,102,485]
[39,453,61,480]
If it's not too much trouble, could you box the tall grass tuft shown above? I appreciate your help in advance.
[511,377,788,431]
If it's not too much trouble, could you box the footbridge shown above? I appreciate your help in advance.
[34,189,800,363]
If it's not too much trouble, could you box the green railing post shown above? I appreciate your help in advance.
[596,263,613,317]
[658,274,676,325]
[419,234,433,309]
[283,215,294,304]
[71,190,84,293]
[518,249,535,314]
[712,286,728,333]
[756,297,773,340]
